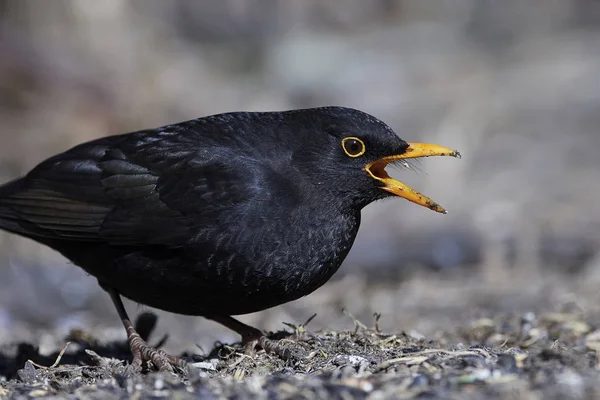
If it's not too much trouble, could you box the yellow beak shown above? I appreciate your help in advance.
[364,143,461,214]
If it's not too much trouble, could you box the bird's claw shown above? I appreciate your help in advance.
[242,335,304,361]
[258,336,295,360]
[127,327,186,373]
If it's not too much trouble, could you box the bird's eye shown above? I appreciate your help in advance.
[341,137,365,157]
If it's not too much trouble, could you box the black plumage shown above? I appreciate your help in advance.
[0,106,459,371]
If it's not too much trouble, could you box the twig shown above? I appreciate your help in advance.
[374,313,382,333]
[303,313,318,327]
[229,353,254,369]
[343,309,368,334]
[28,342,71,369]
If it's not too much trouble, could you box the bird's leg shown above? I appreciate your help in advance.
[108,289,186,372]
[206,315,296,360]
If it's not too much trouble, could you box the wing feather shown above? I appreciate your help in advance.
[0,127,258,247]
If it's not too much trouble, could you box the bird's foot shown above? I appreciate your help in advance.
[241,324,314,361]
[207,315,312,361]
[241,335,299,360]
[125,321,186,373]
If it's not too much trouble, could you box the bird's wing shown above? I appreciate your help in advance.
[0,127,258,247]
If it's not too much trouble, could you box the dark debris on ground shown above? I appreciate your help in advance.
[2,311,600,399]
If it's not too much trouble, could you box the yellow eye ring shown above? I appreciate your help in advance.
[341,137,366,158]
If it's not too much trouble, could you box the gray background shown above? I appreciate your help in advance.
[1,0,599,355]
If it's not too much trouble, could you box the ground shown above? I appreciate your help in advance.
[3,269,600,399]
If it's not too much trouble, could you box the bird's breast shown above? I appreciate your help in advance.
[96,206,362,317]
[184,208,361,314]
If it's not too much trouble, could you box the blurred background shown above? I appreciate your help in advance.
[1,0,600,355]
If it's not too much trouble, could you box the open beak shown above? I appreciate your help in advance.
[364,143,461,214]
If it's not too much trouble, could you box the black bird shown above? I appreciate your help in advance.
[0,107,459,371]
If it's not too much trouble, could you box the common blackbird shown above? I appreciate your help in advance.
[0,107,460,371]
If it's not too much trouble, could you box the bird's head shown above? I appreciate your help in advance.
[289,107,461,213]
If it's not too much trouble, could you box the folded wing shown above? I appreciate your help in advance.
[0,127,255,247]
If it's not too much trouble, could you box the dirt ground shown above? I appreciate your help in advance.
[3,268,600,400]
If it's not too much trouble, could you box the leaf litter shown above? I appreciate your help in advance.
[2,308,600,399]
